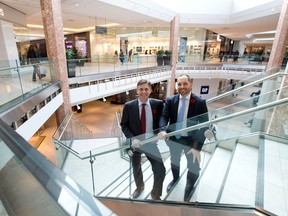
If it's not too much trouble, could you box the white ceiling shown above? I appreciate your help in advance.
[1,0,284,44]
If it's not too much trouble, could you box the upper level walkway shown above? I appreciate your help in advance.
[0,57,266,110]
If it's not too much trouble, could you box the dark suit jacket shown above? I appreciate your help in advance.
[159,93,209,150]
[121,98,164,138]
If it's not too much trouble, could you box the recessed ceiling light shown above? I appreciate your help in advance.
[75,4,79,7]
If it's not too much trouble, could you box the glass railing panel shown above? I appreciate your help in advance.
[61,138,132,197]
[67,55,162,77]
[0,138,67,215]
[53,95,287,216]
[0,119,114,215]
[52,112,73,168]
[206,67,286,104]
[177,53,270,64]
[52,111,94,168]
[210,85,287,120]
[0,59,54,111]
[207,74,284,115]
[203,105,287,216]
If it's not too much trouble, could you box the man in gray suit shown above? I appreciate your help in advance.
[121,79,166,200]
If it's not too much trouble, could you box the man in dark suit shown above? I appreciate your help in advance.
[121,79,166,200]
[158,74,209,201]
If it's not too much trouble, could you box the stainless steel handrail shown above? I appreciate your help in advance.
[66,96,288,160]
[207,71,287,103]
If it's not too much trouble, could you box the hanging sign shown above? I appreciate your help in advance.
[95,26,107,34]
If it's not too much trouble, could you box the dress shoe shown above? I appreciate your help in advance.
[184,185,194,202]
[151,192,161,200]
[132,185,144,198]
[166,180,176,192]
[184,191,191,202]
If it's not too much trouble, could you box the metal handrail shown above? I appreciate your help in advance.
[141,96,288,145]
[207,71,287,103]
[57,96,288,160]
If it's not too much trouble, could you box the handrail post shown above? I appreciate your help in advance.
[15,59,25,99]
[89,151,96,196]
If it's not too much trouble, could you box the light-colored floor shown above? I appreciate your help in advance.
[35,99,123,164]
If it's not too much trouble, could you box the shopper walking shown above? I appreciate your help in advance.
[119,49,124,64]
[27,44,40,81]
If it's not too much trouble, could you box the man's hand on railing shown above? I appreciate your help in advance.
[127,149,134,157]
[132,139,141,148]
[157,131,168,140]
[187,148,201,164]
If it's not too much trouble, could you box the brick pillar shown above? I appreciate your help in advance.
[39,0,71,126]
[266,0,288,75]
[256,0,288,136]
[167,15,180,97]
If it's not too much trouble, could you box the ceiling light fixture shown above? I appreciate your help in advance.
[27,24,44,29]
[253,38,275,41]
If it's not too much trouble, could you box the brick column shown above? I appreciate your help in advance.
[40,0,71,126]
[268,0,288,136]
[167,15,180,97]
[266,0,288,75]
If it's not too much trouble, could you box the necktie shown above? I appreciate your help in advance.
[141,103,146,134]
[175,98,186,139]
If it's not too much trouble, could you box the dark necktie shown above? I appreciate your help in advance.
[141,103,146,134]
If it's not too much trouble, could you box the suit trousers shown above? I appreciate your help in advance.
[167,136,200,187]
[132,142,166,196]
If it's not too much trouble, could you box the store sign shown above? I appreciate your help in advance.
[0,3,26,26]
[0,8,4,16]
[200,86,209,94]
[95,26,107,34]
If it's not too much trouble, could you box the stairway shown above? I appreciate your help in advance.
[61,133,288,216]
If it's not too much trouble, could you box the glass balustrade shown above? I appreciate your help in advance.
[0,54,273,113]
[2,54,288,215]
[0,59,54,112]
[0,118,115,216]
[207,71,286,112]
[52,91,288,216]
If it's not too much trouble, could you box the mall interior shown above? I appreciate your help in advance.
[0,0,288,215]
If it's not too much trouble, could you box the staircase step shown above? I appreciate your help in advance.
[263,139,288,216]
[191,147,232,202]
[220,143,258,205]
